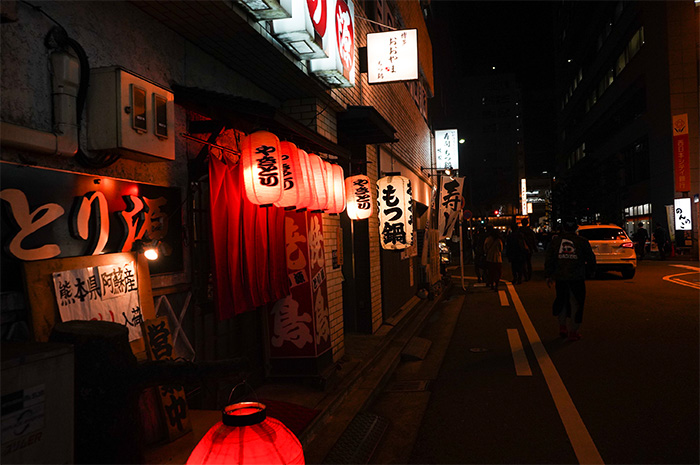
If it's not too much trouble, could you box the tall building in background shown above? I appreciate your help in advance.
[553,1,698,257]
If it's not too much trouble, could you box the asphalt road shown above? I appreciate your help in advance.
[368,255,699,464]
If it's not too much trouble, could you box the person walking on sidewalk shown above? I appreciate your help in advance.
[632,222,648,259]
[484,224,504,291]
[519,218,538,281]
[505,224,527,284]
[653,222,669,260]
[544,217,596,341]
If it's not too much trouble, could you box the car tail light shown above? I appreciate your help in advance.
[620,242,634,248]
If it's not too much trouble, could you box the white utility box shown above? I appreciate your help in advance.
[87,67,175,161]
[1,343,74,464]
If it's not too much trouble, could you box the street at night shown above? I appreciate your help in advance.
[370,255,699,464]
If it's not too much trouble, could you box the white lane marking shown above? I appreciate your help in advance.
[506,282,604,465]
[670,264,700,271]
[507,329,532,376]
[499,290,509,306]
[663,272,700,290]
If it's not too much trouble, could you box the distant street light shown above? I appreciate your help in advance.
[459,138,465,144]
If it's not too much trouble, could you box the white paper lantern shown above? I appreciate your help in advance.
[275,142,311,209]
[377,175,413,250]
[240,131,283,205]
[345,174,372,220]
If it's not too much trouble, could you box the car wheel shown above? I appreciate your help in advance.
[621,268,636,279]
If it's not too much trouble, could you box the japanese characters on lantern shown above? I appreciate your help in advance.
[240,130,283,205]
[345,174,372,220]
[377,175,413,250]
[275,141,311,210]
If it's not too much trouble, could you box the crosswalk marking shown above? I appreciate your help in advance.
[507,329,532,376]
[506,282,604,465]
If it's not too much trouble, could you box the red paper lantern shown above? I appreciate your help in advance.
[240,131,283,206]
[186,402,305,465]
[306,154,329,211]
[345,174,372,220]
[325,164,346,214]
[295,149,313,210]
[275,142,312,210]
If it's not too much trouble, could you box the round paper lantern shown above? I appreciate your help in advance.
[240,131,283,206]
[186,402,305,465]
[377,175,413,250]
[345,174,372,220]
[274,142,312,210]
[306,154,329,211]
[295,149,313,210]
[325,164,346,214]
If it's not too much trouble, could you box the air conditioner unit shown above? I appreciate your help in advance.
[87,67,175,162]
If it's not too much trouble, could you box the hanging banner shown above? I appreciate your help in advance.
[437,176,465,240]
[377,175,414,250]
[269,211,331,360]
[435,129,458,170]
[672,114,690,192]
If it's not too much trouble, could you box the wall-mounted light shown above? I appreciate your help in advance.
[135,239,166,261]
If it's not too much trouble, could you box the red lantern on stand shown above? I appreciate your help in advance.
[306,154,328,212]
[325,164,346,214]
[274,142,312,210]
[240,130,283,206]
[186,402,305,465]
[345,174,372,220]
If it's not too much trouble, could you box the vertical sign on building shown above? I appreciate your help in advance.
[521,178,527,216]
[435,129,458,170]
[672,114,690,192]
[438,176,465,240]
[309,0,355,88]
[674,198,692,231]
[366,29,418,84]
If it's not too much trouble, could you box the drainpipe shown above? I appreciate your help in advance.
[1,50,80,156]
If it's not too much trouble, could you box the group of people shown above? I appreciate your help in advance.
[472,218,538,291]
[632,222,671,260]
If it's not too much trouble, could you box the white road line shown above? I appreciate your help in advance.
[663,272,700,290]
[507,329,532,376]
[499,290,509,306]
[670,264,700,271]
[506,282,604,465]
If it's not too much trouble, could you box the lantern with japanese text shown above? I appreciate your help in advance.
[186,402,305,465]
[240,130,283,206]
[377,175,413,250]
[306,154,329,211]
[274,142,312,210]
[345,174,372,220]
[325,163,346,214]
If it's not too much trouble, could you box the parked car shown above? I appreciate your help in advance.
[577,224,637,278]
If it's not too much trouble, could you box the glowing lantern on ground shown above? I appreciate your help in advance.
[275,142,312,210]
[345,174,372,220]
[325,163,346,214]
[240,131,283,206]
[377,175,413,250]
[186,402,305,465]
[307,154,329,211]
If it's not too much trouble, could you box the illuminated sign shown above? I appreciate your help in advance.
[309,0,355,88]
[435,129,458,170]
[672,114,691,192]
[521,178,527,216]
[367,29,418,84]
[272,0,326,59]
[674,198,692,230]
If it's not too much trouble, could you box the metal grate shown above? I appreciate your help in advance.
[323,412,389,464]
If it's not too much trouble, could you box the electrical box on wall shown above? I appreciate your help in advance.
[87,67,175,162]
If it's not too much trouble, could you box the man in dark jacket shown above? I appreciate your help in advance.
[545,217,596,341]
[519,218,538,281]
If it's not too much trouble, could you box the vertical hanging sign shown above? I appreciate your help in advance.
[435,129,459,170]
[672,114,690,192]
[437,176,465,240]
[309,0,355,88]
[377,175,413,250]
[520,178,528,216]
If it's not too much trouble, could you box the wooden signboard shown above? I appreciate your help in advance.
[22,252,155,359]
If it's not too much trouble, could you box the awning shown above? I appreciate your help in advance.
[337,106,398,146]
[174,85,351,160]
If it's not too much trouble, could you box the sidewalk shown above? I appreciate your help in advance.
[144,287,451,465]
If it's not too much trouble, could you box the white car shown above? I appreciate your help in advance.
[577,224,637,279]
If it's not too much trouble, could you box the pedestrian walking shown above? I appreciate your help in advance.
[544,217,596,341]
[472,225,486,283]
[505,225,527,284]
[632,222,648,259]
[519,218,537,281]
[653,222,669,260]
[483,224,503,291]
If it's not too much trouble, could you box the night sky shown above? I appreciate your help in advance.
[430,0,557,176]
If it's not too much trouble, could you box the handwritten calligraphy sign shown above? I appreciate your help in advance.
[367,29,418,84]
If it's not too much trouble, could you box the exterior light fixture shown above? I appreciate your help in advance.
[345,174,372,220]
[377,175,413,250]
[186,401,305,465]
[240,130,283,206]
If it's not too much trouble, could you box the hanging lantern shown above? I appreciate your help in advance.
[295,149,313,210]
[240,130,283,206]
[274,142,312,210]
[377,175,413,250]
[186,402,305,465]
[306,154,329,212]
[325,163,346,214]
[345,174,372,220]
